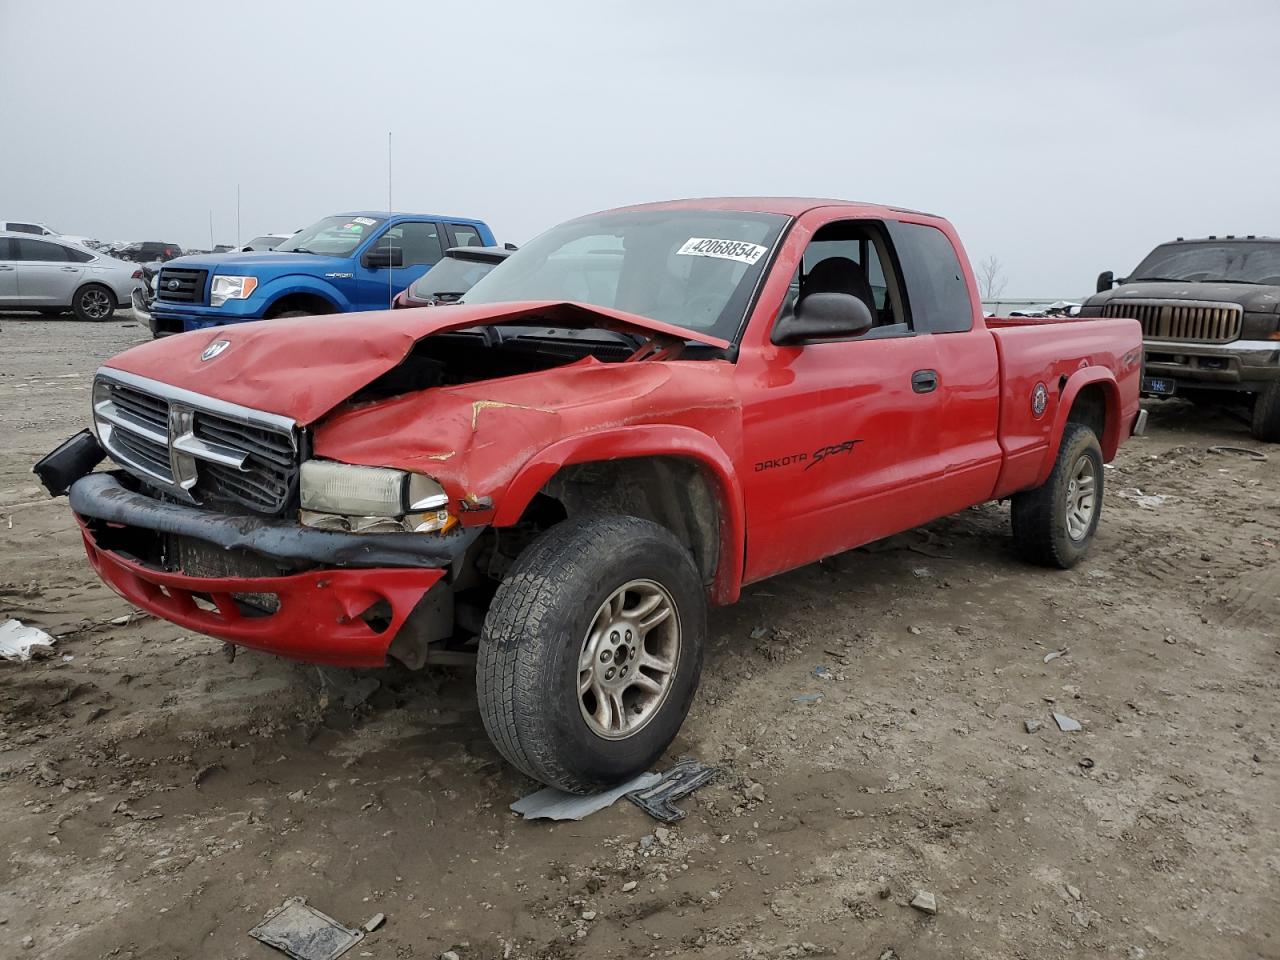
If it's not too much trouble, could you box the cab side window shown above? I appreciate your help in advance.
[887,221,972,333]
[376,222,443,267]
[450,224,482,247]
[786,220,909,338]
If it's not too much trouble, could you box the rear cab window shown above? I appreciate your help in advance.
[449,223,483,247]
[887,221,973,333]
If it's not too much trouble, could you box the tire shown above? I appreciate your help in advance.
[477,514,706,793]
[1250,382,1280,442]
[72,284,115,322]
[270,309,310,319]
[1011,422,1104,569]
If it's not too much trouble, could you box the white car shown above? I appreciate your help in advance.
[0,231,143,321]
[240,233,293,251]
[1,220,97,247]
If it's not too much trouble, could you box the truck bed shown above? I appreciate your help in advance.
[986,315,1143,498]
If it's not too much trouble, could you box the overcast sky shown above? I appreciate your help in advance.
[2,0,1277,296]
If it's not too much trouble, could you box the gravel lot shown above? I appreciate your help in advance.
[1,314,1277,960]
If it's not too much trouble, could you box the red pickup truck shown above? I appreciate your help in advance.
[37,198,1144,793]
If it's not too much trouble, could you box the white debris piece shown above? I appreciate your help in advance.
[0,619,55,661]
[1053,712,1083,732]
[1043,648,1068,664]
[510,771,661,821]
[910,890,938,915]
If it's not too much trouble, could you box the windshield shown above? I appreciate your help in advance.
[409,255,500,302]
[1131,242,1280,285]
[462,209,788,338]
[246,235,284,249]
[276,216,385,256]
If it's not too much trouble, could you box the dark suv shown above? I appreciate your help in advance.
[1080,236,1280,441]
[116,242,183,263]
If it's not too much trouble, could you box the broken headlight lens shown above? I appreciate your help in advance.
[299,461,453,533]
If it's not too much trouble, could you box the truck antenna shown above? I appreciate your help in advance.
[236,184,242,251]
[387,131,393,308]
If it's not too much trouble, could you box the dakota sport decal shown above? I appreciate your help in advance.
[755,439,863,473]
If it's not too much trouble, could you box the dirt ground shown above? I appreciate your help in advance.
[1,313,1276,960]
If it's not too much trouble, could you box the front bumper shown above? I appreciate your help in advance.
[151,298,263,333]
[1144,338,1280,390]
[68,472,479,667]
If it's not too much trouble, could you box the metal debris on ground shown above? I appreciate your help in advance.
[627,758,723,823]
[1079,757,1095,770]
[1053,712,1083,732]
[812,665,833,680]
[0,619,55,661]
[361,913,385,933]
[792,693,824,703]
[909,890,938,915]
[1207,445,1267,461]
[248,897,364,960]
[749,625,769,639]
[1024,719,1043,734]
[510,771,661,822]
[1118,488,1169,509]
[1043,648,1068,664]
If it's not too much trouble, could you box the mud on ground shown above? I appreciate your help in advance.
[1,316,1276,960]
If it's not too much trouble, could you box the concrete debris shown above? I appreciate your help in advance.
[742,779,767,803]
[1066,884,1082,901]
[621,880,638,892]
[812,665,833,680]
[580,910,597,921]
[1025,719,1043,734]
[248,897,364,960]
[362,913,385,933]
[1119,487,1168,509]
[749,625,769,639]
[0,619,55,661]
[441,952,461,960]
[909,890,937,915]
[510,771,661,822]
[1053,712,1082,732]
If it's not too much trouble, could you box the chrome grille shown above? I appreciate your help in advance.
[1101,299,1242,343]
[92,370,299,515]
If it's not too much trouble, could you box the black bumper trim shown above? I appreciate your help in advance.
[69,472,480,570]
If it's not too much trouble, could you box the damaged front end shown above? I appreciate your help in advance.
[36,299,733,669]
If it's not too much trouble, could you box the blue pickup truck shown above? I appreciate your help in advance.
[143,212,495,336]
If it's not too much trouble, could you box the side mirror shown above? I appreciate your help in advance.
[1096,270,1115,293]
[364,246,404,269]
[772,292,874,345]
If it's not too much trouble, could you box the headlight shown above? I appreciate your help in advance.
[299,460,454,534]
[210,275,259,307]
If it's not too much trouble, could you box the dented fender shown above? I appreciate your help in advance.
[493,424,747,605]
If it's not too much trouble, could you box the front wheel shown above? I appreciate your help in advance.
[1250,381,1280,442]
[477,514,706,793]
[1011,422,1104,569]
[72,284,115,322]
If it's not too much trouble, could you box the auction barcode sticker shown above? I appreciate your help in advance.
[676,237,768,265]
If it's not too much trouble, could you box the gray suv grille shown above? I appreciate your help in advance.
[1101,299,1242,343]
[92,370,299,515]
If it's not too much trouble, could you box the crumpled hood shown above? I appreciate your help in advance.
[1089,281,1280,313]
[101,301,731,425]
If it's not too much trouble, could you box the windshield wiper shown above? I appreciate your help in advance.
[289,247,318,255]
[1130,276,1192,282]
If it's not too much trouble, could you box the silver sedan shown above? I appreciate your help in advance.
[0,231,143,321]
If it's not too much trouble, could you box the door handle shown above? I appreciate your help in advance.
[61,266,79,272]
[0,265,14,271]
[911,369,939,393]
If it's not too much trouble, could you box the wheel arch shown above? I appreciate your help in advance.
[259,278,346,317]
[492,426,746,605]
[1035,369,1121,488]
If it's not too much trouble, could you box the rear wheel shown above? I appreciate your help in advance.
[72,284,115,322]
[477,514,706,793]
[1250,382,1280,442]
[270,309,310,319]
[1011,422,1103,568]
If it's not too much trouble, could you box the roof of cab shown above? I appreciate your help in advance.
[607,197,940,219]
[336,211,490,225]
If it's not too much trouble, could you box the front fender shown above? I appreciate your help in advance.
[493,425,746,605]
[1034,367,1122,488]
[256,275,349,313]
